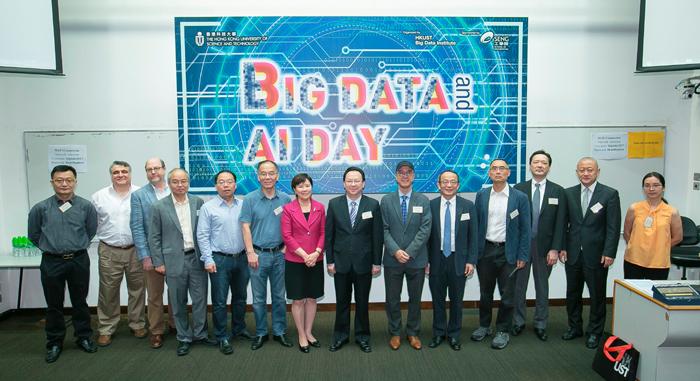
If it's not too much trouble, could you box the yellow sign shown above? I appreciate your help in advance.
[628,131,664,158]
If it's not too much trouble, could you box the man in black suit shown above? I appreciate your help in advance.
[512,150,566,341]
[427,170,477,351]
[561,157,621,349]
[326,167,383,353]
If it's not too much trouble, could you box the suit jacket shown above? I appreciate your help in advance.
[325,195,383,274]
[475,186,531,264]
[148,194,204,277]
[130,185,160,261]
[563,182,621,267]
[380,191,432,269]
[281,198,325,264]
[514,180,566,258]
[427,195,478,276]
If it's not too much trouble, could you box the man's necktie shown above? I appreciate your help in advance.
[350,201,357,228]
[581,187,590,216]
[532,183,541,235]
[401,195,408,224]
[443,201,451,257]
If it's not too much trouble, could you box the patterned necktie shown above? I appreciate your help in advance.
[581,187,590,215]
[349,201,357,228]
[532,183,541,235]
[443,201,451,257]
[401,195,408,224]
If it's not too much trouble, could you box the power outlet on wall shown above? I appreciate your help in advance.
[694,182,700,191]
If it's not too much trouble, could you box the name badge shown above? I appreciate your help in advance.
[590,202,603,214]
[460,213,470,221]
[274,206,283,216]
[412,206,423,213]
[548,198,558,205]
[196,209,200,216]
[362,211,373,220]
[644,216,653,228]
[59,202,72,213]
[510,209,519,219]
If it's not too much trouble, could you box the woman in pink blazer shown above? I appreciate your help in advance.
[281,173,325,353]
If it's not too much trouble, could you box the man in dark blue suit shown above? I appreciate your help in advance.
[560,157,621,349]
[472,159,531,350]
[427,170,477,351]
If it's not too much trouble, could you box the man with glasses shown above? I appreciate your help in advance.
[149,168,211,356]
[240,160,293,350]
[560,157,621,349]
[326,167,383,353]
[92,161,146,347]
[427,170,477,351]
[28,165,98,363]
[130,158,175,349]
[196,170,252,355]
[380,161,432,350]
[472,159,530,350]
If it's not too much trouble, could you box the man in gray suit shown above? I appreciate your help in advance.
[149,168,212,356]
[380,161,432,351]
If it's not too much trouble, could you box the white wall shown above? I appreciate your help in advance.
[1,0,698,312]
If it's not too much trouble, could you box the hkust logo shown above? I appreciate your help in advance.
[195,31,205,47]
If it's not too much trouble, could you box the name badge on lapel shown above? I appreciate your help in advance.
[460,213,470,221]
[548,198,558,205]
[59,202,72,213]
[196,209,200,216]
[362,211,373,219]
[590,202,603,214]
[274,206,283,216]
[412,206,423,213]
[510,209,519,219]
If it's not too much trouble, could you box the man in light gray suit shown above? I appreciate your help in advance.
[380,161,432,351]
[149,168,212,356]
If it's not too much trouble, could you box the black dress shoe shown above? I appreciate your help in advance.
[534,328,548,341]
[355,340,372,353]
[309,339,320,348]
[235,330,255,341]
[428,336,444,348]
[586,334,600,349]
[329,338,349,352]
[298,344,310,353]
[45,345,62,363]
[273,334,293,347]
[562,328,583,341]
[448,337,462,351]
[177,341,191,356]
[219,338,233,355]
[76,338,98,353]
[511,324,525,336]
[251,335,268,350]
[194,337,218,346]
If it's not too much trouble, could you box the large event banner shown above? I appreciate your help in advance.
[175,16,528,194]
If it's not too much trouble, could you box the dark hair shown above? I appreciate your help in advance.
[529,150,552,166]
[343,166,365,181]
[291,173,313,190]
[257,160,278,171]
[642,172,665,188]
[110,160,131,174]
[51,165,77,178]
[214,170,237,184]
[438,169,459,183]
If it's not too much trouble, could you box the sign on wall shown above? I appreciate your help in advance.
[175,16,528,194]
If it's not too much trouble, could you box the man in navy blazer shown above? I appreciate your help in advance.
[129,157,173,349]
[427,170,477,351]
[325,167,383,353]
[560,157,621,349]
[472,159,531,350]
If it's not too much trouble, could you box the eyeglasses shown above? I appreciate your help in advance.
[170,179,189,185]
[490,166,508,172]
[440,180,459,185]
[146,166,163,172]
[52,178,75,184]
[217,179,235,185]
[643,184,662,189]
[396,171,414,178]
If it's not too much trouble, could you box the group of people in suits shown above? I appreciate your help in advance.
[36,148,669,363]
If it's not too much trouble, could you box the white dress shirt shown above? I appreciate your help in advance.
[485,185,509,243]
[172,194,195,251]
[440,196,456,252]
[92,184,140,247]
[153,184,170,200]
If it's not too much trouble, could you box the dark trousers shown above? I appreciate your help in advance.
[209,252,250,340]
[623,260,669,280]
[333,269,372,342]
[564,252,608,336]
[477,243,516,332]
[513,239,553,329]
[428,253,466,339]
[40,252,93,348]
[384,265,425,336]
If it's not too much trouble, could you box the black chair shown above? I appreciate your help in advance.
[670,216,700,280]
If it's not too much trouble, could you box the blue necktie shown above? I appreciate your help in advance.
[532,183,541,235]
[443,201,451,257]
[401,195,408,224]
[349,201,357,228]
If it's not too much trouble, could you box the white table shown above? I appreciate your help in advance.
[0,255,42,311]
[613,279,700,380]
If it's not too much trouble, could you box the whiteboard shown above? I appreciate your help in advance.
[24,130,178,206]
[527,126,665,216]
